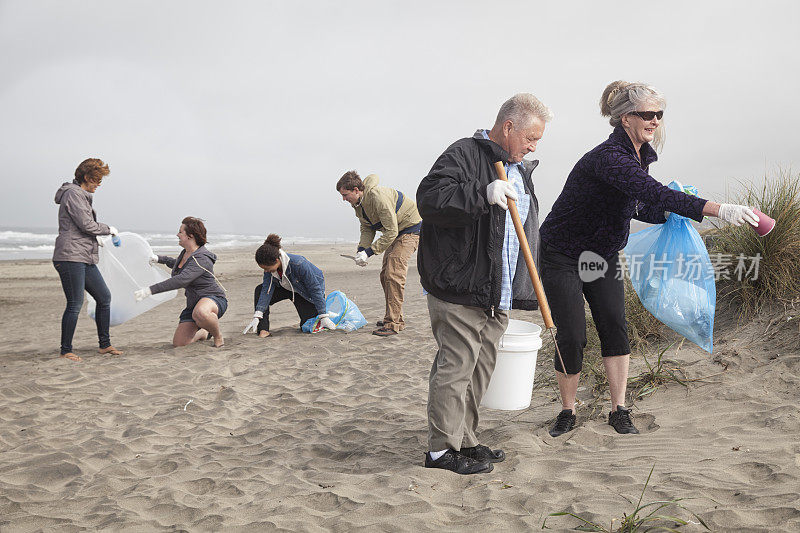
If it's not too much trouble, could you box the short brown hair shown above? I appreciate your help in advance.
[75,158,110,185]
[181,216,207,247]
[336,170,364,192]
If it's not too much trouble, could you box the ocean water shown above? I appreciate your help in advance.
[0,227,350,260]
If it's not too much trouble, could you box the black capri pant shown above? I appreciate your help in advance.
[253,283,318,334]
[540,243,631,375]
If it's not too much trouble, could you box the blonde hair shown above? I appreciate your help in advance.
[600,81,666,150]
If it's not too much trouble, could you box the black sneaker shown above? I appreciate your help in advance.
[608,406,639,434]
[460,444,505,463]
[376,320,385,327]
[549,409,576,437]
[424,450,493,475]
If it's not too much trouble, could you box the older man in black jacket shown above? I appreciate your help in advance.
[417,93,552,474]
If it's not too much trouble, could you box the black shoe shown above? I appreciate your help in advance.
[424,450,493,475]
[549,409,577,437]
[608,406,639,434]
[460,444,505,463]
[376,320,385,327]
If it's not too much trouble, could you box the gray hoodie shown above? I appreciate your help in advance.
[149,246,227,310]
[53,180,112,264]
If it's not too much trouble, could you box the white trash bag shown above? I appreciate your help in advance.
[87,232,176,326]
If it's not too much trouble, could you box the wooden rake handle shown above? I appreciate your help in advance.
[493,161,554,329]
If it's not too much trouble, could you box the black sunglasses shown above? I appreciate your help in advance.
[630,110,664,121]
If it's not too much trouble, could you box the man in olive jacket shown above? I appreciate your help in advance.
[416,93,552,475]
[337,171,421,336]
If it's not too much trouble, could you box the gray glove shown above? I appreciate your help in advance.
[718,204,759,227]
[134,287,152,301]
[243,311,264,334]
[486,180,518,210]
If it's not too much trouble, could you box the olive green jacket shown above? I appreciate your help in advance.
[354,174,422,255]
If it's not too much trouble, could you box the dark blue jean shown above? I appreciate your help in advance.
[53,261,111,354]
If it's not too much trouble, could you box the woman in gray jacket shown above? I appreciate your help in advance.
[53,158,123,362]
[134,217,227,348]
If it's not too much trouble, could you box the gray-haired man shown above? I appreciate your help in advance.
[416,94,552,474]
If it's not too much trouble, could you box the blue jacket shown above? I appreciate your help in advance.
[256,252,326,315]
[540,127,708,260]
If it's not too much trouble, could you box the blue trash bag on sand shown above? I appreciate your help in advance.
[301,290,368,333]
[623,181,716,353]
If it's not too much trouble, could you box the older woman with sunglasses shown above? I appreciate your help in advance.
[538,80,759,437]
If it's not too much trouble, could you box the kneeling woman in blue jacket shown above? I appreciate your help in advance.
[243,234,335,337]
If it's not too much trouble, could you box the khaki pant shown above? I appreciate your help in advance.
[426,294,509,451]
[379,233,419,332]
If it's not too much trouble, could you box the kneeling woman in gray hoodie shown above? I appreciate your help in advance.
[134,217,227,348]
[53,158,123,362]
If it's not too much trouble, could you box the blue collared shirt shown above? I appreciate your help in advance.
[480,130,529,310]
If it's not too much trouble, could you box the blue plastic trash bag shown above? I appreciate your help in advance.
[623,181,716,353]
[301,290,367,333]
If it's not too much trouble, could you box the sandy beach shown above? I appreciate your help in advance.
[1,244,799,531]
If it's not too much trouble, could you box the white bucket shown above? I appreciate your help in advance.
[481,319,543,410]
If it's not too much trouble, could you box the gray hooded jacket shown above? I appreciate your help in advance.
[53,180,112,264]
[149,246,227,310]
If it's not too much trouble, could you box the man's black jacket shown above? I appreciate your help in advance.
[416,131,541,311]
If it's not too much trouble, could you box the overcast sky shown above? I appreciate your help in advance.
[1,0,798,240]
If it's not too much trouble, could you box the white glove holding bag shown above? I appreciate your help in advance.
[718,204,760,227]
[108,226,119,236]
[354,250,369,267]
[134,287,152,302]
[148,254,159,266]
[243,311,264,334]
[486,180,518,210]
[319,316,336,330]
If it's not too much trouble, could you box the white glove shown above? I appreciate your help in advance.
[108,226,119,236]
[243,311,263,334]
[718,204,760,227]
[96,235,105,247]
[320,317,336,330]
[354,250,369,267]
[134,287,152,301]
[486,180,518,210]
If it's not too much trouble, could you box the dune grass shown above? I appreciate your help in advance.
[710,169,800,318]
[542,465,710,532]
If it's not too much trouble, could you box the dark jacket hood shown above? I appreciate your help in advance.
[192,245,217,264]
[55,180,89,205]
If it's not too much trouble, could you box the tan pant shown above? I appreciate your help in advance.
[379,233,419,332]
[426,294,509,451]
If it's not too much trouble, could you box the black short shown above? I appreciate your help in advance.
[540,243,630,374]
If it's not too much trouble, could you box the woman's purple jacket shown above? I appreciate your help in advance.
[539,126,708,260]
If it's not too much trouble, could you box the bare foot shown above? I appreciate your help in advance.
[213,335,225,348]
[60,352,82,362]
[98,346,123,355]
[258,330,271,338]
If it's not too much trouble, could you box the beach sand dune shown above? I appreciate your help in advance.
[1,246,798,531]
